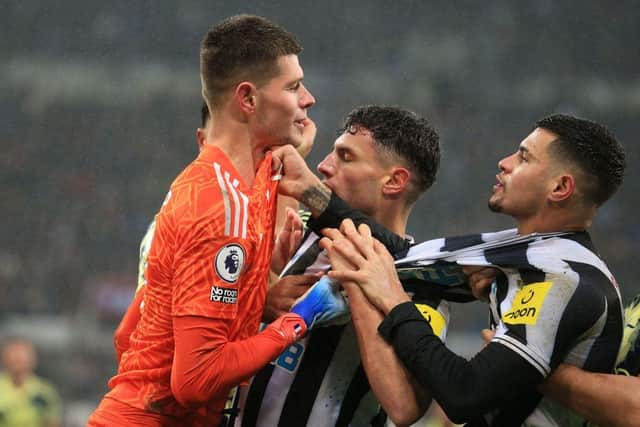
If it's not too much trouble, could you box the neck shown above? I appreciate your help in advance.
[516,207,593,235]
[10,373,27,387]
[204,112,265,186]
[372,203,411,237]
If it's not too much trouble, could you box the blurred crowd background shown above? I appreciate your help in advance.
[1,1,639,425]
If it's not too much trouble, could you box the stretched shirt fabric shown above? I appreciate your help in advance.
[385,229,623,426]
[89,145,282,426]
[237,223,450,427]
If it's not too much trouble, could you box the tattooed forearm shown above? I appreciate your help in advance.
[301,184,331,218]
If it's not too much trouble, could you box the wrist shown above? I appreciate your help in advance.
[380,287,411,315]
[301,182,331,217]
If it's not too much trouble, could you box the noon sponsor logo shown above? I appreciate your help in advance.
[210,286,238,304]
[502,281,552,325]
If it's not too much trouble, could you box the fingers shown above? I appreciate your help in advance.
[271,150,283,175]
[327,268,364,284]
[464,266,498,301]
[286,207,303,231]
[321,227,344,242]
[297,118,317,158]
[462,265,485,275]
[339,219,375,258]
[372,239,394,262]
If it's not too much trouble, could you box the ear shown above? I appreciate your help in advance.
[382,167,411,197]
[234,82,257,114]
[196,127,206,151]
[549,174,575,202]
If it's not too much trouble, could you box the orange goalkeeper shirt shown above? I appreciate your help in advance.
[105,145,278,423]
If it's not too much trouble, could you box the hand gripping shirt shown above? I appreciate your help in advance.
[238,218,450,427]
[104,145,279,424]
[382,229,623,426]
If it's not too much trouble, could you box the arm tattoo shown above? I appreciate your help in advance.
[301,184,331,218]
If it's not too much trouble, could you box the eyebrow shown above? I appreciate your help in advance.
[519,145,535,159]
[285,75,304,86]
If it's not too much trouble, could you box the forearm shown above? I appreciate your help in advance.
[171,314,304,406]
[347,286,429,426]
[542,364,640,427]
[379,302,542,424]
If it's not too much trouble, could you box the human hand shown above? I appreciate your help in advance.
[321,219,411,314]
[296,117,316,158]
[290,276,350,329]
[267,313,307,345]
[462,266,498,302]
[271,207,304,275]
[271,145,330,217]
[263,274,320,323]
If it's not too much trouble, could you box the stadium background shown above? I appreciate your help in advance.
[2,1,639,424]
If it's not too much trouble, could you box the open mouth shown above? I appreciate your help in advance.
[493,175,504,192]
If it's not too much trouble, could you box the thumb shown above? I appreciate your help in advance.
[271,149,283,176]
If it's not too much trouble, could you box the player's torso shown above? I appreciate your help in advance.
[486,234,622,426]
[239,232,449,427]
[109,148,278,417]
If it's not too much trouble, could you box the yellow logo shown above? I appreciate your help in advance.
[415,304,446,338]
[502,281,552,325]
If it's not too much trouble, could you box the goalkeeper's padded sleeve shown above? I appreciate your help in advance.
[114,288,144,363]
[378,302,542,425]
[290,276,349,329]
[308,193,411,258]
[171,313,306,407]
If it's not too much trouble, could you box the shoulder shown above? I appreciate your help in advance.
[26,375,60,397]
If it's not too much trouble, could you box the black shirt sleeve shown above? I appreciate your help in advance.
[307,192,410,257]
[378,302,544,425]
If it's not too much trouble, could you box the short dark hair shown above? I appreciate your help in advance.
[201,102,210,127]
[200,15,302,108]
[536,114,625,206]
[339,105,440,204]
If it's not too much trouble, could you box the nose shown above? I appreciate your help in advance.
[317,153,334,177]
[300,83,315,109]
[497,152,515,173]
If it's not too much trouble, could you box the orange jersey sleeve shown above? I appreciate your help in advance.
[113,288,144,363]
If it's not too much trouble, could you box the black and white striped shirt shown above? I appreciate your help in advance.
[388,229,623,426]
[236,226,449,427]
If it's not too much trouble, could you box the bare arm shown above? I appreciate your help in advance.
[321,222,430,426]
[541,365,640,427]
[344,281,430,426]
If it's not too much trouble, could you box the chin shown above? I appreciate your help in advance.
[488,199,502,213]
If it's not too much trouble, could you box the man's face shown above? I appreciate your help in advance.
[317,127,391,217]
[2,342,36,378]
[253,55,315,149]
[489,127,558,220]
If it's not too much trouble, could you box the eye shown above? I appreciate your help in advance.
[337,148,352,162]
[518,150,528,162]
[289,81,301,91]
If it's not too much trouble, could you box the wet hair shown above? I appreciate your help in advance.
[536,114,625,206]
[339,105,440,204]
[200,15,302,108]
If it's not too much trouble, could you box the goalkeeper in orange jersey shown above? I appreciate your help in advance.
[88,15,325,426]
[112,103,211,364]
